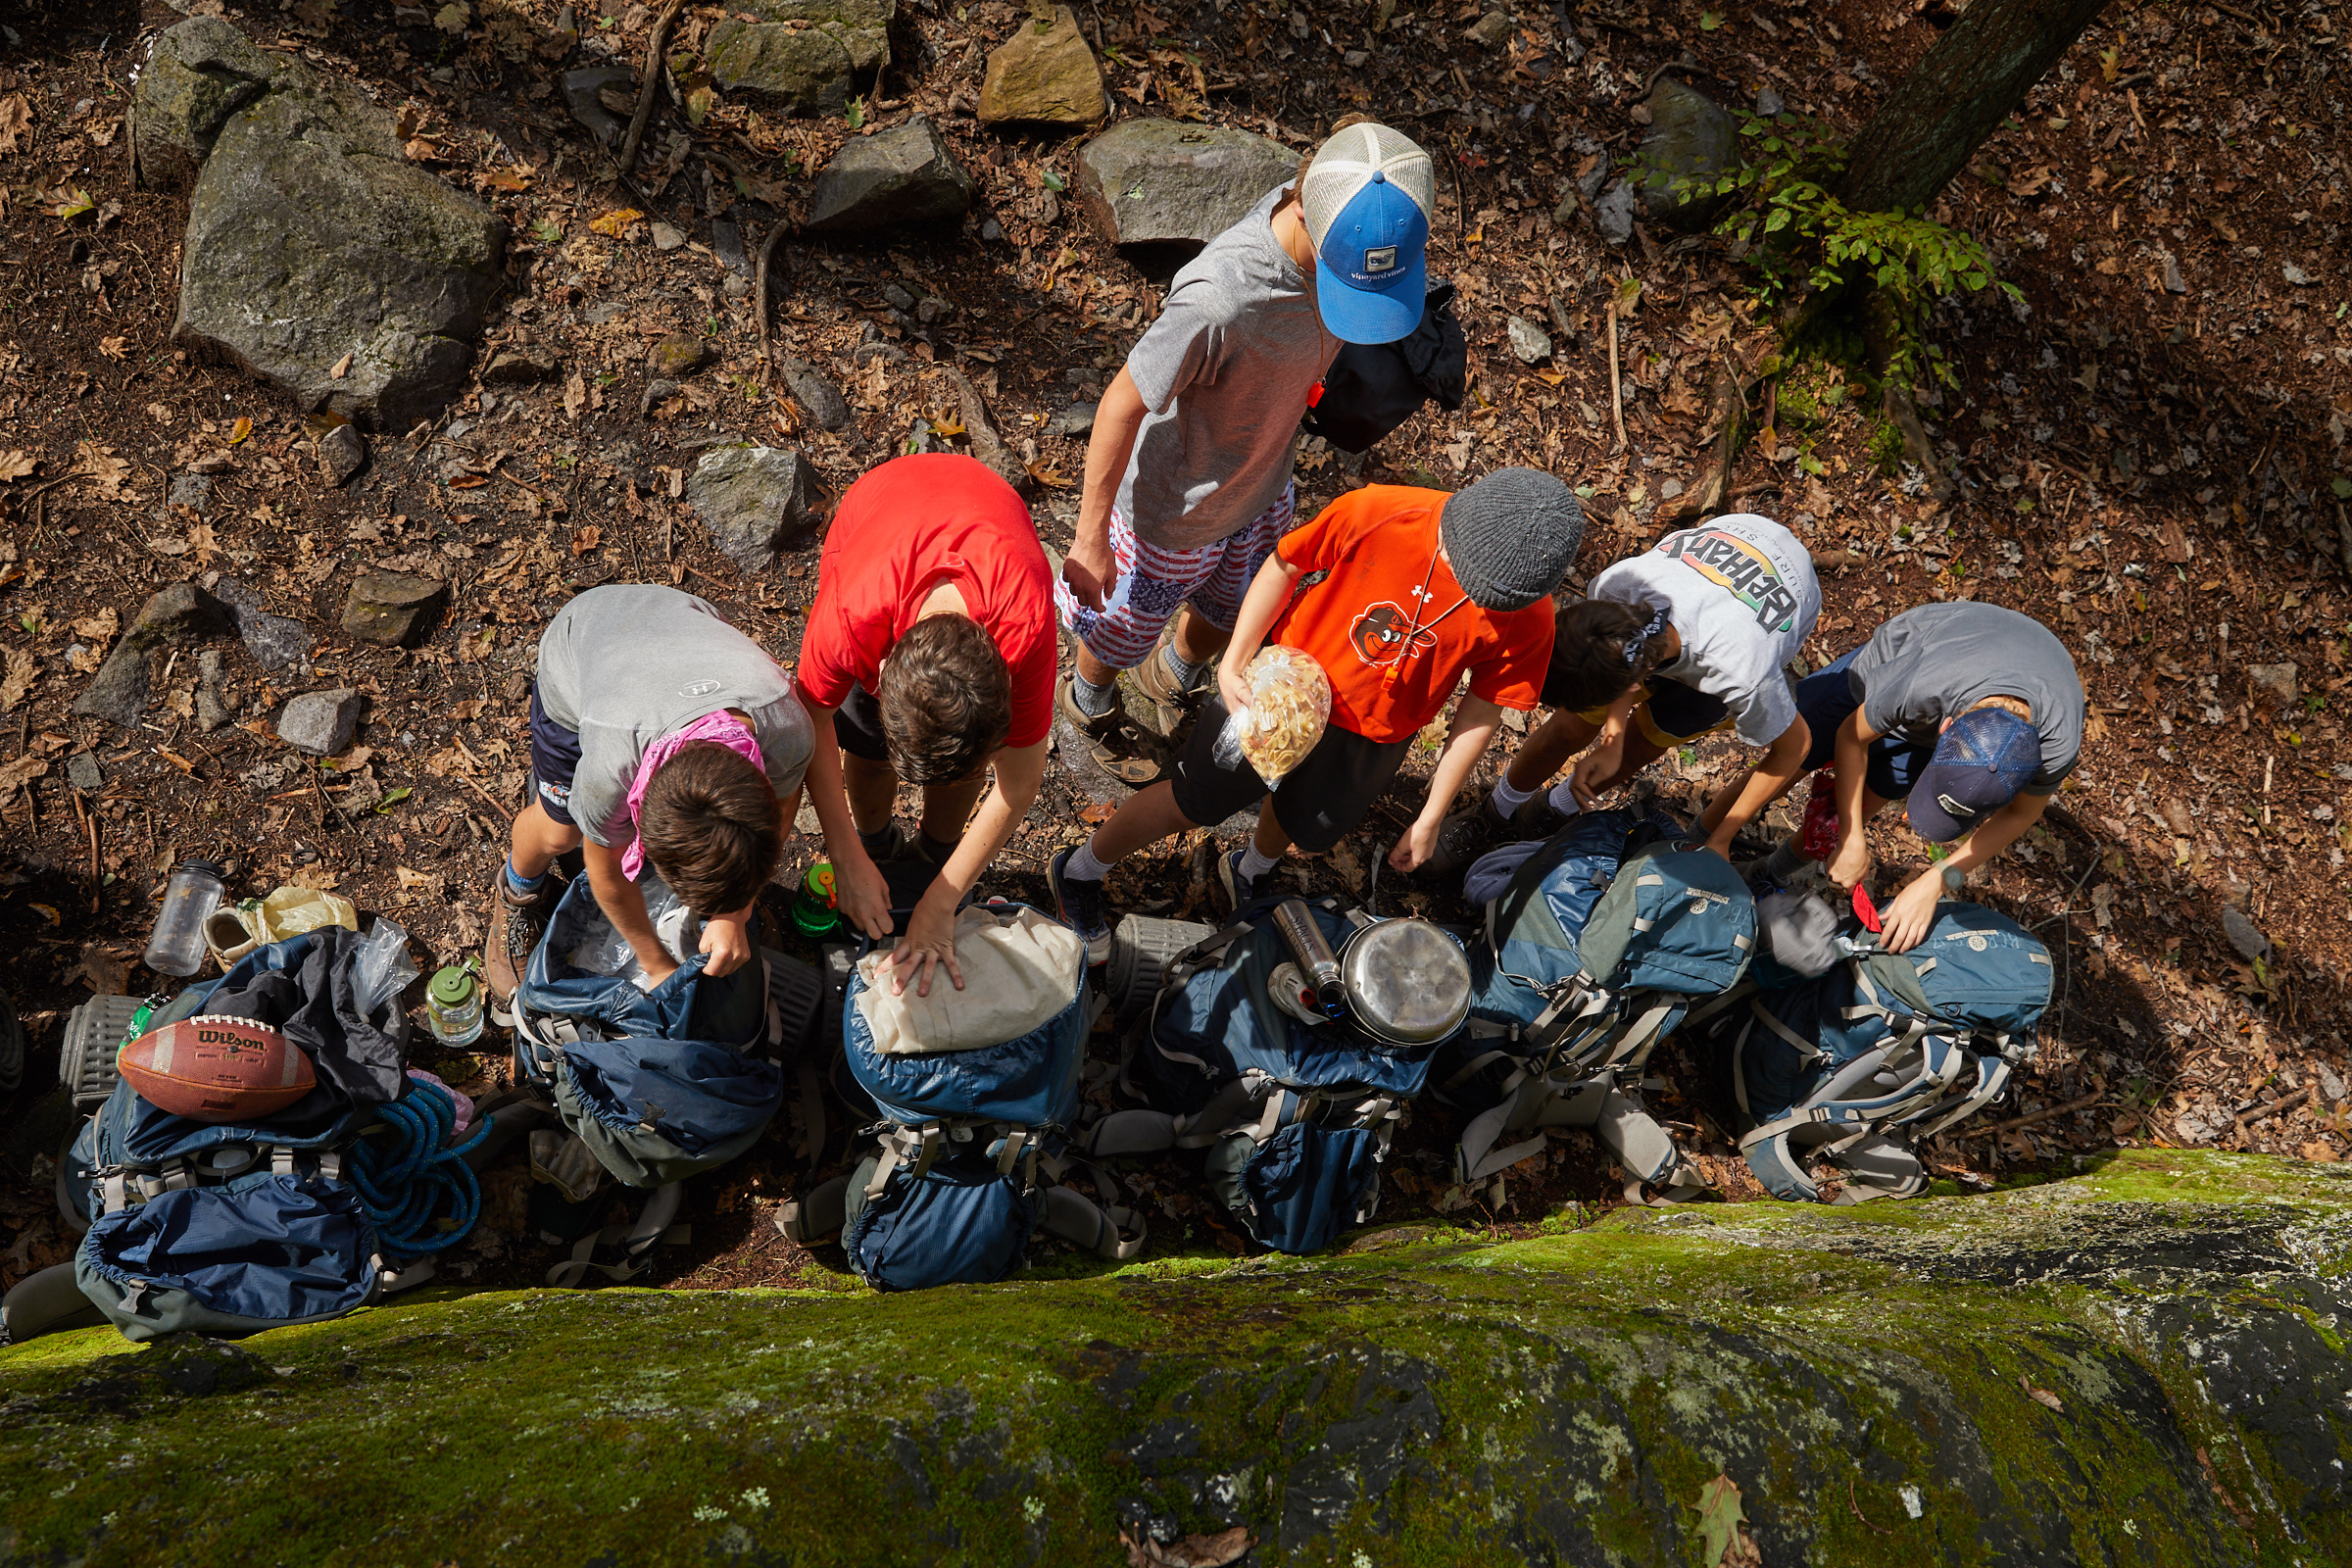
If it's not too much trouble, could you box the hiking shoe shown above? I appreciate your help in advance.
[1129,634,1208,736]
[1423,803,1514,880]
[482,873,557,1008]
[1056,674,1165,788]
[1215,849,1266,914]
[862,821,953,868]
[1048,848,1113,966]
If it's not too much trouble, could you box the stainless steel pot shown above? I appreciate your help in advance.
[1338,917,1472,1049]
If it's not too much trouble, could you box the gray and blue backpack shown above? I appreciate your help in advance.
[1090,899,1449,1255]
[1440,809,1758,1203]
[1718,899,2050,1202]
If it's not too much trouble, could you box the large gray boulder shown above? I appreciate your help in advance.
[1076,119,1296,247]
[137,19,507,433]
[1631,75,1741,233]
[978,5,1109,128]
[686,445,823,569]
[806,117,974,232]
[705,0,894,117]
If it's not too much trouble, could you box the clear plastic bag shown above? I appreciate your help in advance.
[1213,646,1332,788]
[351,916,421,1017]
[566,869,702,991]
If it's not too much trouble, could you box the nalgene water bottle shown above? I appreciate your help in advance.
[427,961,485,1048]
[142,859,227,978]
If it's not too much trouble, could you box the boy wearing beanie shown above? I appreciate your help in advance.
[1055,120,1437,781]
[1050,468,1584,960]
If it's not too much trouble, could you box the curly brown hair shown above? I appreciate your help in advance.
[637,741,783,916]
[878,613,1012,785]
[1544,600,1675,714]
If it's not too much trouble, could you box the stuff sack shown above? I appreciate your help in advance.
[839,903,1140,1291]
[1299,281,1469,454]
[1091,899,1447,1254]
[1727,901,2051,1202]
[1440,809,1756,1200]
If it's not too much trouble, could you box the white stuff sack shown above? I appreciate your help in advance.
[855,905,1085,1054]
[1212,645,1332,788]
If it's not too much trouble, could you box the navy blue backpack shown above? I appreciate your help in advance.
[819,902,1142,1291]
[1089,899,1447,1255]
[1439,809,1757,1203]
[1721,900,2050,1202]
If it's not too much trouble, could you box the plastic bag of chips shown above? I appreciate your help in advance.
[1214,646,1332,788]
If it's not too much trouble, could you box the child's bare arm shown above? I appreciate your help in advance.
[1394,695,1504,871]
[581,839,674,985]
[1215,552,1306,714]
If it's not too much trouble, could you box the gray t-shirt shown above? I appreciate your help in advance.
[1116,186,1340,552]
[535,584,813,847]
[1848,602,2084,793]
[1587,514,1821,746]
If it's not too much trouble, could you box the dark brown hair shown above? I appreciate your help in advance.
[1546,600,1674,715]
[638,741,783,917]
[878,613,1012,785]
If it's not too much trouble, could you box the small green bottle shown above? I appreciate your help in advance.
[428,959,484,1047]
[791,862,847,939]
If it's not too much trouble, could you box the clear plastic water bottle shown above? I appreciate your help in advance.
[427,961,484,1047]
[143,859,227,978]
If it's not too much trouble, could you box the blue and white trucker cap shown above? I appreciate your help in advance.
[1299,122,1435,345]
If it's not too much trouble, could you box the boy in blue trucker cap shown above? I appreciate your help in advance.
[1056,119,1436,783]
[1769,601,2086,952]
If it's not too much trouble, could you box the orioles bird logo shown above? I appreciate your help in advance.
[1348,602,1438,667]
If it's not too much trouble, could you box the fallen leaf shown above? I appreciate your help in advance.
[184,521,220,563]
[395,865,444,904]
[403,136,442,162]
[564,369,587,421]
[1693,1473,1761,1568]
[323,745,374,771]
[588,207,643,238]
[0,751,50,805]
[98,335,126,361]
[449,474,490,490]
[70,608,118,645]
[1119,1526,1254,1568]
[74,439,132,499]
[290,863,342,892]
[0,94,29,156]
[2090,882,2118,929]
[1024,460,1072,489]
[329,351,354,379]
[480,169,530,192]
[458,626,496,663]
[570,524,602,556]
[1079,801,1117,825]
[47,186,94,221]
[67,943,128,995]
[2021,1374,2065,1412]
[375,785,413,813]
[156,749,197,775]
[0,647,34,710]
[0,451,36,481]
[434,0,472,32]
[227,416,254,446]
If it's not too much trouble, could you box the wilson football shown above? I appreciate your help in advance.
[119,1014,316,1122]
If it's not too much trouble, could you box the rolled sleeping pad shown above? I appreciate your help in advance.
[1105,915,1217,1025]
[0,1261,106,1343]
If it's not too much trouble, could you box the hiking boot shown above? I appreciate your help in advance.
[1056,674,1165,788]
[1129,635,1208,736]
[862,821,953,868]
[483,872,557,1008]
[1423,802,1514,880]
[1215,849,1266,914]
[1048,848,1113,966]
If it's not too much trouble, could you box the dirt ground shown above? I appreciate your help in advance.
[1,0,2346,1294]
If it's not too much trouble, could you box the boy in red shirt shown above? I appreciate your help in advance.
[796,454,1057,995]
[1048,468,1584,959]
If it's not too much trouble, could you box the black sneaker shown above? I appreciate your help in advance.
[1049,848,1113,965]
[1423,803,1514,880]
[1215,849,1265,914]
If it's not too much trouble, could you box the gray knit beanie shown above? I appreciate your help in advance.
[1439,467,1585,611]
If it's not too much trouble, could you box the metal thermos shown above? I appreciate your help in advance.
[1270,899,1347,1019]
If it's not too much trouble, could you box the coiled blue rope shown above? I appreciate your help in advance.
[347,1078,490,1258]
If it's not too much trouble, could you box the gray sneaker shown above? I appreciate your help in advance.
[1215,849,1265,914]
[1424,803,1515,880]
[1049,849,1113,966]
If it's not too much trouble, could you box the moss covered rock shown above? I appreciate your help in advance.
[4,1151,2349,1564]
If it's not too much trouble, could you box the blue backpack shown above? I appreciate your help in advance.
[824,902,1141,1291]
[61,934,453,1342]
[1724,900,2050,1202]
[514,876,798,1284]
[1089,899,1448,1255]
[1441,810,1757,1203]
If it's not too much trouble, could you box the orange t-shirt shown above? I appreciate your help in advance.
[1271,486,1553,745]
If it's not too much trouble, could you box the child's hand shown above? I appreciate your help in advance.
[1389,818,1442,873]
[887,898,966,998]
[1825,835,1872,891]
[699,910,755,978]
[1216,662,1252,721]
[835,842,895,941]
[635,952,680,990]
[1880,876,1940,953]
[1568,738,1621,809]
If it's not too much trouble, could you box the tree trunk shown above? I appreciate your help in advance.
[1838,0,2112,216]
[6,1150,2350,1564]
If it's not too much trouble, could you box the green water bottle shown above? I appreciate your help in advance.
[428,959,484,1047]
[791,862,847,939]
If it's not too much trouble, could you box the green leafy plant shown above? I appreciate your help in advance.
[1866,417,1906,475]
[845,96,866,129]
[529,216,563,245]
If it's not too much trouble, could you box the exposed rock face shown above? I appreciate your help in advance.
[138,19,507,433]
[1631,75,1741,232]
[275,687,364,755]
[3,1152,2348,1564]
[806,117,975,232]
[316,423,366,487]
[341,572,448,648]
[978,6,1108,127]
[685,445,823,569]
[1076,120,1297,248]
[704,0,895,117]
[650,334,714,379]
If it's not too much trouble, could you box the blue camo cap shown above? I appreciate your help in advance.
[1906,707,2040,843]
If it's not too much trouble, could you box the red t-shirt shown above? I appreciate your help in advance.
[1272,486,1552,744]
[797,455,1056,749]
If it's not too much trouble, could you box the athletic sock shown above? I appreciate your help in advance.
[1489,776,1538,820]
[1761,840,1812,883]
[504,857,546,900]
[1238,843,1281,881]
[1062,839,1114,883]
[1070,669,1118,719]
[858,825,898,859]
[1545,781,1585,817]
[1162,644,1210,693]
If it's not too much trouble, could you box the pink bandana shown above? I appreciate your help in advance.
[618,710,767,879]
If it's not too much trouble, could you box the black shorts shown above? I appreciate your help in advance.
[1168,695,1411,854]
[1537,666,1732,747]
[830,682,891,763]
[527,683,583,827]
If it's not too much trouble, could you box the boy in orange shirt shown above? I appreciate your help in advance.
[1049,468,1584,960]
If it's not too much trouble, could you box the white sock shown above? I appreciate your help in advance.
[1490,777,1538,818]
[1062,838,1114,882]
[1546,781,1585,817]
[1238,843,1281,880]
